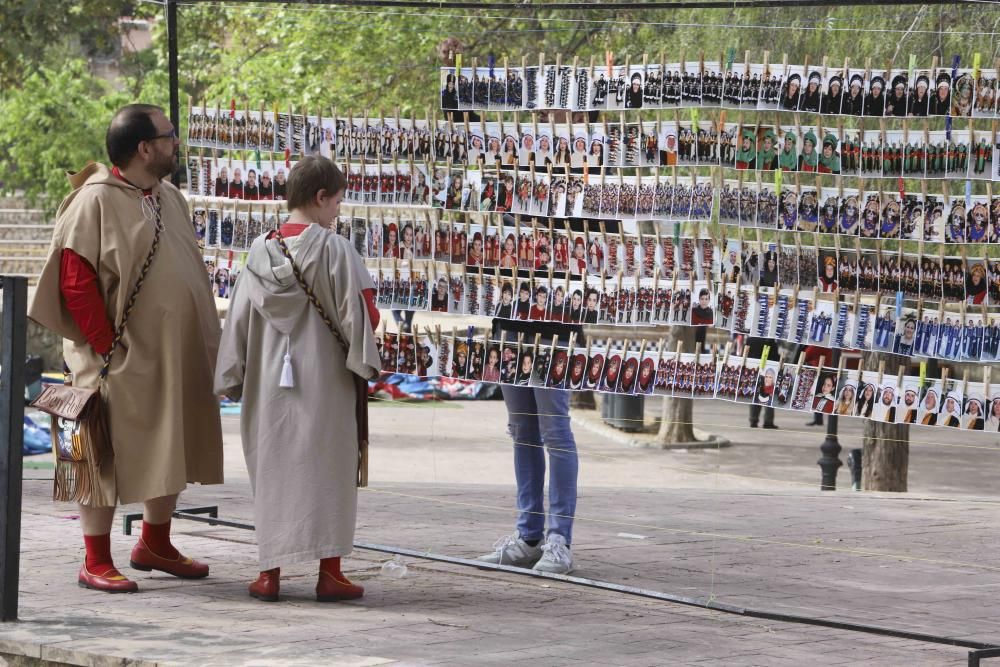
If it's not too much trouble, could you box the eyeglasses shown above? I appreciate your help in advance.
[148,128,178,141]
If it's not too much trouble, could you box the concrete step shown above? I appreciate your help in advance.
[0,244,49,255]
[0,210,50,226]
[0,224,56,241]
[0,257,45,278]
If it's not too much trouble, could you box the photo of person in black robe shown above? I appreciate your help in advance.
[780,73,802,110]
[929,72,952,116]
[799,71,822,112]
[864,75,886,116]
[442,73,458,110]
[822,75,844,115]
[843,74,864,116]
[886,74,908,116]
[625,72,643,109]
[908,74,930,116]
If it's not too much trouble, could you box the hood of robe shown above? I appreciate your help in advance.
[57,161,156,216]
[243,228,312,336]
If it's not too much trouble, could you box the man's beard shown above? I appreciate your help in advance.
[153,148,178,180]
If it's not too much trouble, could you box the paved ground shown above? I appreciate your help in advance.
[5,396,1000,665]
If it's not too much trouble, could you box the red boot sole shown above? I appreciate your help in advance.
[249,590,280,602]
[316,595,363,602]
[316,592,364,602]
[78,580,137,594]
[129,560,209,579]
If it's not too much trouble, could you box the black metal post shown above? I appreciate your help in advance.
[0,277,27,621]
[818,414,841,490]
[968,646,1000,666]
[817,351,842,491]
[166,0,181,187]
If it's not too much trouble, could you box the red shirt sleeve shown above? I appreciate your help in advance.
[60,250,114,355]
[362,288,380,331]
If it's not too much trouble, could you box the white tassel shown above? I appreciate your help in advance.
[279,337,294,388]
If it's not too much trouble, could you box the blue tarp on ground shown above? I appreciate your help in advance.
[23,415,51,455]
[369,374,501,401]
[219,375,498,415]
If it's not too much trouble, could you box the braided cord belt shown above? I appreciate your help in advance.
[272,231,349,354]
[99,194,164,379]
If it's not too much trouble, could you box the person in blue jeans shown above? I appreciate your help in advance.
[392,309,414,334]
[478,314,581,574]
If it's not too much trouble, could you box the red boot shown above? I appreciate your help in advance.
[316,557,364,602]
[248,568,280,602]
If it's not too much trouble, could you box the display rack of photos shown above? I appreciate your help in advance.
[185,147,1000,243]
[185,170,1000,365]
[183,47,1000,422]
[439,52,1000,119]
[377,326,1000,432]
[186,102,1000,183]
[353,212,1000,363]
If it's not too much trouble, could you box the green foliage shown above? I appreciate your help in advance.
[155,4,1000,119]
[0,61,129,212]
[0,0,132,89]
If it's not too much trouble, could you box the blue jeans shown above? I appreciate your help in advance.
[392,310,414,332]
[500,385,579,545]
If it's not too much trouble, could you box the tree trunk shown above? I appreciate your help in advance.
[862,419,909,491]
[654,325,697,445]
[656,393,695,444]
[861,351,910,492]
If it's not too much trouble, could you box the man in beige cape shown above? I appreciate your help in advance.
[30,104,224,593]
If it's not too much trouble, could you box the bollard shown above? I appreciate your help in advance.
[817,413,842,491]
[848,448,863,491]
[817,350,842,491]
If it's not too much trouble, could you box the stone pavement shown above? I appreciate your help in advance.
[6,397,1000,666]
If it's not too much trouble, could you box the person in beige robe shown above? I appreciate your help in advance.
[215,156,380,603]
[29,104,224,593]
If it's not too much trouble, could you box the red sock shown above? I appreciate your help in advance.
[319,557,342,577]
[141,519,179,559]
[84,533,115,572]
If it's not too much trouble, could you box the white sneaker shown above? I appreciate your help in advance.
[476,532,543,567]
[532,533,574,574]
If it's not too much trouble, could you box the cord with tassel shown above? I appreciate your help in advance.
[280,336,295,388]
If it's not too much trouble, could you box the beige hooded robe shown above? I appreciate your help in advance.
[215,225,380,569]
[29,163,224,506]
